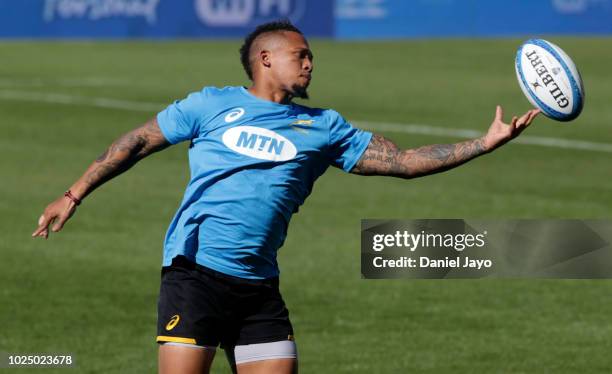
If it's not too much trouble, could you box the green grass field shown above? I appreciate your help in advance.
[1,38,611,373]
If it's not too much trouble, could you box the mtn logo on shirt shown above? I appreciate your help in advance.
[222,126,297,162]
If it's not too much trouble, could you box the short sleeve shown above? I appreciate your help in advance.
[156,89,208,144]
[327,110,373,172]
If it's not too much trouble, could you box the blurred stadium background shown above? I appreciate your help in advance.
[1,0,611,372]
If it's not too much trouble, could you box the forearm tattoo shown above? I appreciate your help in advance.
[83,118,169,190]
[351,134,486,178]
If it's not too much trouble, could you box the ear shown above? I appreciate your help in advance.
[260,50,272,68]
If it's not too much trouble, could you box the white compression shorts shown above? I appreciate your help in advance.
[160,340,297,364]
[234,340,298,365]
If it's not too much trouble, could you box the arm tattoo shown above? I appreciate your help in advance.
[82,118,170,192]
[351,134,486,178]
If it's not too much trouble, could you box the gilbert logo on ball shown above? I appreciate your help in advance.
[515,39,584,121]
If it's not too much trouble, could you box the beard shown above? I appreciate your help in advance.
[291,84,309,100]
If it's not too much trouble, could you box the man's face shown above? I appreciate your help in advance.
[268,31,314,99]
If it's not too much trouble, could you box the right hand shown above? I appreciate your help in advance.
[32,195,78,239]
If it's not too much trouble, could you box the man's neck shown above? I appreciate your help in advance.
[248,83,293,105]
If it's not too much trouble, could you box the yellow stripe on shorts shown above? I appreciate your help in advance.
[156,336,197,344]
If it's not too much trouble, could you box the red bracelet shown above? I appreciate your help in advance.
[64,190,82,206]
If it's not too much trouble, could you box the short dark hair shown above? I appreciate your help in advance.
[239,20,303,81]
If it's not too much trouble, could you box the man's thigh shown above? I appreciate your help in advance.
[159,344,216,374]
[236,358,297,374]
[226,340,298,374]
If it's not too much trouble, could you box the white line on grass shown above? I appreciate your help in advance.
[0,89,162,112]
[2,89,612,154]
[0,77,132,88]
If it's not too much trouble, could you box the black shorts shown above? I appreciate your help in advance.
[156,256,294,348]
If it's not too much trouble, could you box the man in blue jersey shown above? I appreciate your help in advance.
[32,21,539,374]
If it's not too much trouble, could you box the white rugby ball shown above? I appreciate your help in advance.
[515,39,584,122]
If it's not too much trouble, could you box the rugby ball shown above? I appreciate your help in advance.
[515,39,584,121]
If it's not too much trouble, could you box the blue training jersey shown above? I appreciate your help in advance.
[157,86,372,279]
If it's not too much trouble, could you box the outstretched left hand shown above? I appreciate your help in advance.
[482,105,540,152]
